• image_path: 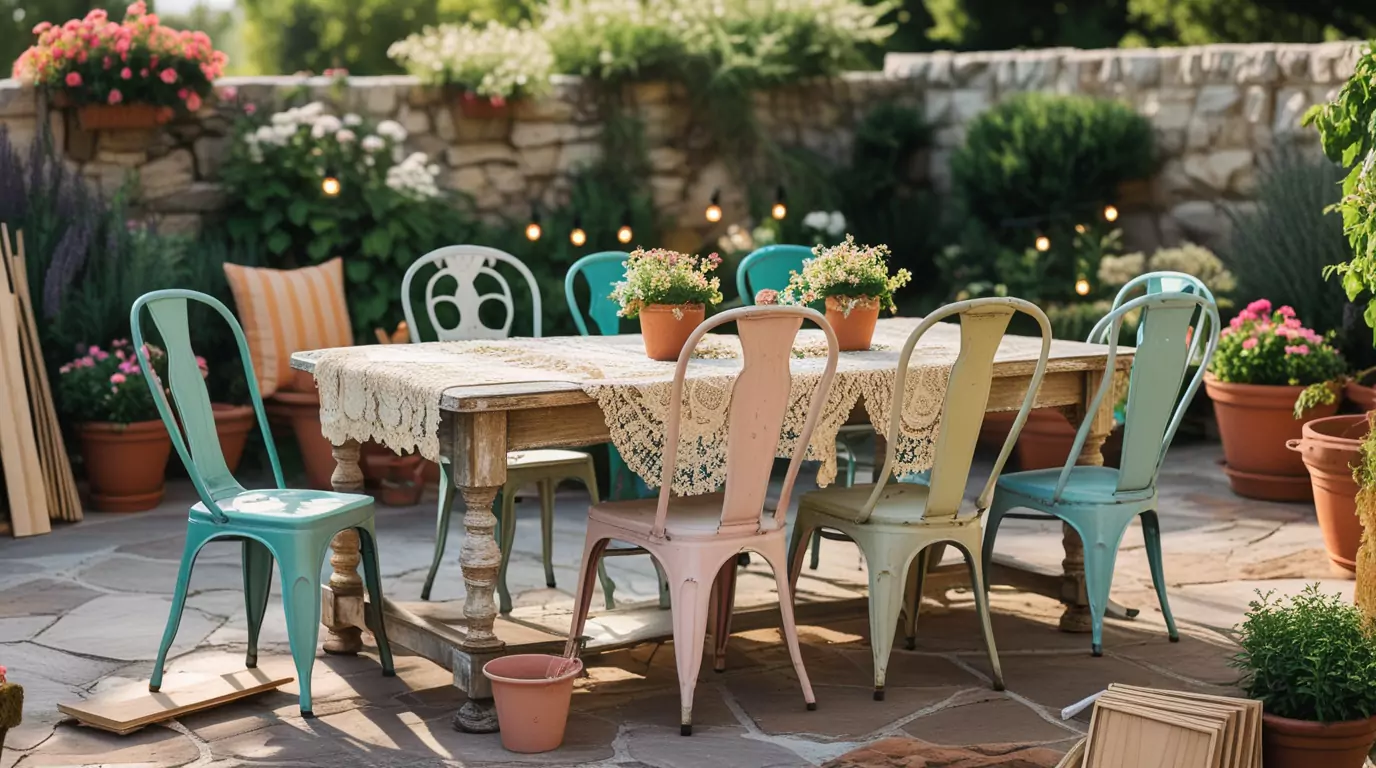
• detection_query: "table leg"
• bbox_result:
[324,439,366,654]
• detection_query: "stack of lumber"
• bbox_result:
[0,225,81,537]
[1057,684,1260,768]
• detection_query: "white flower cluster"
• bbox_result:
[388,21,553,100]
[803,210,847,237]
[386,152,442,199]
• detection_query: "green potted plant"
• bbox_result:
[57,339,172,511]
[1233,585,1376,768]
[0,666,21,759]
[610,247,724,361]
[388,21,553,121]
[781,235,911,351]
[1204,300,1345,501]
[12,2,228,130]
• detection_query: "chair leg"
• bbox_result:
[356,525,395,676]
[538,479,557,589]
[243,539,274,670]
[759,539,816,712]
[980,500,1010,591]
[1076,519,1130,657]
[150,530,213,692]
[496,489,517,614]
[654,560,671,610]
[787,517,816,589]
[565,536,612,659]
[711,557,738,673]
[666,566,715,736]
[1139,510,1179,643]
[808,530,822,570]
[861,539,911,701]
[961,542,1004,691]
[279,547,326,717]
[420,464,457,601]
[902,546,929,651]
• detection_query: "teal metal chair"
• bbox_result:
[566,251,671,608]
[981,289,1220,656]
[131,289,394,717]
[738,244,869,570]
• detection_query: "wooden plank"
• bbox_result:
[1109,685,1261,768]
[0,229,48,537]
[1100,688,1237,768]
[57,669,292,735]
[1085,698,1221,768]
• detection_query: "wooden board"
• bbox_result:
[1100,689,1236,768]
[1085,698,1222,768]
[58,670,293,735]
[1109,685,1261,768]
[0,225,49,537]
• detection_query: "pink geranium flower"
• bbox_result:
[185,92,202,111]
[107,89,122,104]
[159,67,177,84]
[64,71,81,87]
[120,67,131,79]
[1242,337,1258,350]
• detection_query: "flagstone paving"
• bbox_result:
[0,441,1356,767]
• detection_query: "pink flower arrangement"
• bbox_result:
[12,2,227,111]
[1210,298,1345,393]
[609,248,725,319]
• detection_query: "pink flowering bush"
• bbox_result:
[1209,299,1344,396]
[610,248,724,318]
[12,2,227,111]
[55,339,200,424]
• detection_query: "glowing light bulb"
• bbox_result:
[616,224,633,244]
[525,222,542,241]
[1075,278,1091,296]
[706,203,723,223]
[321,176,341,197]
[771,202,787,220]
[1074,223,1087,234]
[570,227,587,247]
[1034,235,1050,252]
[1103,204,1119,222]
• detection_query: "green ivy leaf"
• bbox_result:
[345,260,374,282]
[267,229,291,255]
[288,200,310,226]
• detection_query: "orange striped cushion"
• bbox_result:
[223,258,353,397]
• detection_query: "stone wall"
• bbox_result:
[0,41,1365,251]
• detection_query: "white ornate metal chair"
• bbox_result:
[402,245,614,611]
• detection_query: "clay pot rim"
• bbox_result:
[483,654,584,686]
[268,389,321,406]
[1204,374,1338,406]
[79,419,168,433]
[825,295,880,307]
[1298,414,1370,445]
[640,303,706,312]
[1262,710,1376,736]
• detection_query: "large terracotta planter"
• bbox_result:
[1204,375,1340,501]
[270,389,335,490]
[78,421,172,512]
[1344,381,1376,412]
[1013,409,1124,471]
[212,403,256,474]
[1262,712,1376,768]
[825,295,880,352]
[76,104,174,130]
[1288,414,1367,573]
[639,303,705,361]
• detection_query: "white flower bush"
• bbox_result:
[388,21,554,101]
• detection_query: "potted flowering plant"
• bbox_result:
[388,21,553,121]
[610,247,724,361]
[0,666,19,759]
[56,340,175,511]
[12,2,228,130]
[781,234,912,351]
[1204,299,1345,501]
[1233,585,1376,768]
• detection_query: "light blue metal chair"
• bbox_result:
[566,251,671,609]
[981,288,1220,656]
[131,289,394,717]
[738,244,869,570]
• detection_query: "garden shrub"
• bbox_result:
[945,93,1155,305]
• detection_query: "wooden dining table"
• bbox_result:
[291,329,1130,733]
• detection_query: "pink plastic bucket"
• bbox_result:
[483,654,583,753]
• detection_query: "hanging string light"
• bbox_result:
[1034,234,1051,252]
[570,216,587,247]
[320,169,341,197]
[1074,223,1087,234]
[771,185,787,220]
[616,212,633,244]
[524,205,542,242]
[705,189,723,223]
[1103,204,1119,222]
[1075,277,1091,296]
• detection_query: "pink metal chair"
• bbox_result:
[564,305,839,736]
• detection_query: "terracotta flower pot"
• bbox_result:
[1205,375,1340,501]
[1344,381,1376,412]
[75,104,174,130]
[212,403,256,474]
[78,421,172,512]
[1262,712,1376,768]
[639,303,705,361]
[484,654,583,753]
[1011,409,1124,471]
[270,389,336,491]
[825,295,880,352]
[448,90,513,123]
[1288,414,1367,573]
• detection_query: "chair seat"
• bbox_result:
[589,492,784,540]
[799,481,967,526]
[193,488,372,525]
[996,466,1154,505]
[506,449,591,470]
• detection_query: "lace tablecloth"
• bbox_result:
[309,318,1050,494]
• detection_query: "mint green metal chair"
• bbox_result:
[738,244,868,570]
[981,289,1220,657]
[566,251,671,609]
[131,289,394,717]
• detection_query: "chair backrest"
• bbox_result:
[1097,270,1215,353]
[864,298,1053,522]
[565,251,629,336]
[1062,292,1220,499]
[401,245,542,342]
[651,305,839,539]
[736,244,810,304]
[131,289,285,523]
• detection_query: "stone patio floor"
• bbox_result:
[0,441,1357,767]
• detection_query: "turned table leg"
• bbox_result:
[324,439,366,654]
